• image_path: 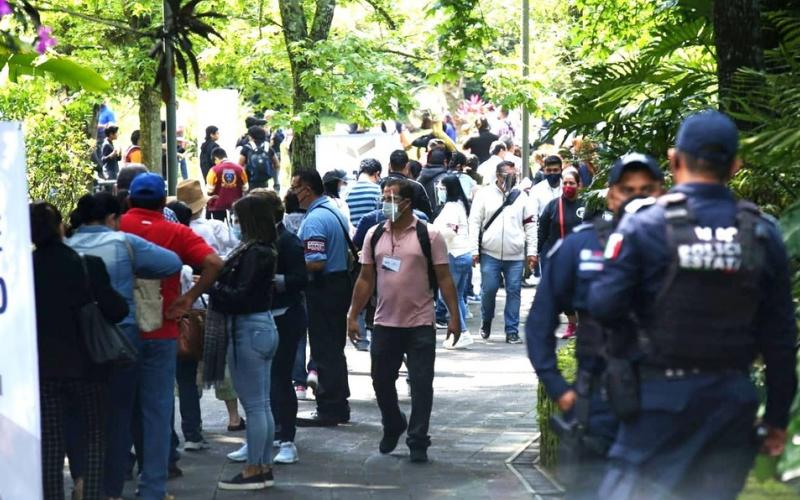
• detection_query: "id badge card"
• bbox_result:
[382,256,402,272]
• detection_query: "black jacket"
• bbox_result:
[538,196,585,256]
[272,224,306,310]
[199,139,220,179]
[210,241,276,315]
[417,166,449,216]
[33,243,129,380]
[381,172,432,218]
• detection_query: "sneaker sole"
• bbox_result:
[274,457,298,464]
[217,480,272,491]
[226,455,247,462]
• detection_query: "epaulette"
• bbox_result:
[546,238,563,259]
[655,192,686,207]
[625,196,657,214]
[572,223,594,233]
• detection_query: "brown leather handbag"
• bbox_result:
[178,309,206,361]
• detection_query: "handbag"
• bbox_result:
[178,298,207,361]
[123,240,164,332]
[78,257,138,365]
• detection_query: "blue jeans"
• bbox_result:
[228,312,279,465]
[179,157,188,180]
[449,253,472,332]
[175,357,203,442]
[137,339,178,500]
[104,325,142,497]
[479,255,524,335]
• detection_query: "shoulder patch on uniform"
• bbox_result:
[304,238,326,254]
[625,196,657,214]
[572,223,593,233]
[656,192,686,207]
[546,239,563,259]
[604,233,624,260]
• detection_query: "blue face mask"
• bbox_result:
[437,188,448,205]
[231,223,242,240]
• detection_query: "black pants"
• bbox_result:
[207,210,227,222]
[41,379,106,500]
[371,325,436,450]
[272,302,306,442]
[306,272,352,419]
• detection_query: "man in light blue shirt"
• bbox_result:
[292,169,353,426]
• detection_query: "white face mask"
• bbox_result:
[381,192,404,222]
[437,187,447,205]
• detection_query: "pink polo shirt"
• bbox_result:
[361,218,449,328]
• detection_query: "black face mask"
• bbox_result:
[545,173,561,188]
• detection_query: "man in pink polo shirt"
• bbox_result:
[347,178,461,464]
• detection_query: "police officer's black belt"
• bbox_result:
[639,365,747,380]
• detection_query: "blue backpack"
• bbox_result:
[246,143,274,183]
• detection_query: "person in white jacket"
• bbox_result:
[526,155,563,285]
[468,161,536,344]
[433,175,476,349]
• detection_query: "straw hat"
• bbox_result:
[176,179,208,214]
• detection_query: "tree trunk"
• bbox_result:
[713,0,764,128]
[279,0,335,172]
[138,87,162,173]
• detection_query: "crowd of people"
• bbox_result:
[30,108,798,500]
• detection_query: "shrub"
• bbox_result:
[537,338,577,469]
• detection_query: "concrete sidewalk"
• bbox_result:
[122,287,541,499]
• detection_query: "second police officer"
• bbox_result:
[589,110,798,499]
[291,170,354,427]
[526,153,665,498]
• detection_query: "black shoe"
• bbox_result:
[480,323,491,340]
[227,417,246,432]
[296,410,346,427]
[217,470,274,491]
[506,333,523,344]
[409,448,429,463]
[168,463,183,479]
[379,412,408,454]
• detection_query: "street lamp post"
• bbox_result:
[163,0,178,195]
[521,0,531,178]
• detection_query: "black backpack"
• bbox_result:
[370,220,438,296]
[246,143,274,183]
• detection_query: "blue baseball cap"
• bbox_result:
[608,153,664,185]
[675,110,739,165]
[129,172,167,200]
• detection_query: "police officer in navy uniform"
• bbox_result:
[526,154,664,498]
[589,111,798,499]
[292,169,353,426]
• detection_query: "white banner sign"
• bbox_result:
[315,133,400,178]
[0,122,42,500]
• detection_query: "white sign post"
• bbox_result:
[315,133,400,178]
[0,122,42,500]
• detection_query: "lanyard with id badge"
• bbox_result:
[381,191,403,273]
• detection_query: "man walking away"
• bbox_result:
[345,158,383,227]
[207,148,248,221]
[239,126,277,190]
[292,170,353,426]
[416,148,449,217]
[348,178,461,463]
[468,161,536,344]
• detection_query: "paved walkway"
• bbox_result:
[120,286,543,499]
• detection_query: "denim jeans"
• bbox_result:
[273,303,306,443]
[228,312,279,465]
[103,325,142,497]
[137,339,177,500]
[175,357,203,442]
[479,254,524,335]
[449,253,472,332]
[292,333,308,385]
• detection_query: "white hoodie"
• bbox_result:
[469,184,535,261]
[527,179,562,255]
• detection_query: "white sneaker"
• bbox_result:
[465,309,474,319]
[183,439,209,451]
[273,440,281,448]
[274,442,299,464]
[525,276,540,286]
[454,331,475,349]
[226,443,248,462]
[295,385,307,400]
[306,370,319,392]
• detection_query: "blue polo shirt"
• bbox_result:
[298,196,350,274]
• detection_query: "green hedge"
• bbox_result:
[536,338,578,469]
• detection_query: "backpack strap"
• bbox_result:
[315,204,359,262]
[369,222,387,265]
[415,221,438,294]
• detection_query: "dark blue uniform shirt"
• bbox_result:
[526,217,608,400]
[588,183,797,428]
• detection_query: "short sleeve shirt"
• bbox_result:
[361,218,449,327]
[120,208,215,340]
[298,197,350,274]
[206,161,248,211]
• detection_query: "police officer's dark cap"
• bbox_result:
[675,110,739,165]
[322,169,348,184]
[609,153,664,185]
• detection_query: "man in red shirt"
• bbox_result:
[120,172,223,500]
[206,147,249,221]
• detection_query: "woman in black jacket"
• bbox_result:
[199,125,220,181]
[31,202,128,500]
[210,195,279,491]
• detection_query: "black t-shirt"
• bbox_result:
[463,130,499,163]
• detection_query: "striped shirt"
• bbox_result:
[345,181,382,227]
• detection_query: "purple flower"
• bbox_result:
[35,25,57,54]
[0,0,12,16]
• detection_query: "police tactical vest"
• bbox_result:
[575,218,614,359]
[643,193,766,369]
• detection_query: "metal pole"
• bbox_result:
[521,0,531,178]
[164,0,178,195]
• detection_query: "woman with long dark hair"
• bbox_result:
[32,201,129,500]
[433,175,474,349]
[211,195,279,491]
[199,125,220,180]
